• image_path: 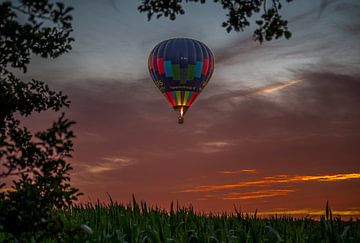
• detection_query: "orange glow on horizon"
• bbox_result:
[257,209,360,217]
[181,172,360,193]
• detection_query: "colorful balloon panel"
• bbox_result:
[148,38,214,123]
[164,91,199,107]
[148,38,214,110]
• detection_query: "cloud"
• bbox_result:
[223,189,296,200]
[255,80,302,95]
[181,173,360,193]
[289,70,360,118]
[81,156,136,174]
[266,173,360,182]
[217,79,303,107]
[212,2,338,66]
[208,79,301,100]
[218,169,257,174]
[199,65,360,142]
[20,49,360,212]
[318,0,339,17]
[335,2,360,36]
[211,3,337,66]
[190,141,236,153]
[102,156,134,164]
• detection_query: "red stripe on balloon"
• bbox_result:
[165,92,176,106]
[201,58,209,75]
[157,58,165,75]
[148,53,153,69]
[152,52,157,71]
[187,92,198,107]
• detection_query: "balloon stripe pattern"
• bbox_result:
[148,38,214,116]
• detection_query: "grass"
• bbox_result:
[50,198,360,242]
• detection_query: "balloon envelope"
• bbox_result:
[148,38,214,123]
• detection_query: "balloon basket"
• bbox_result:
[178,116,184,124]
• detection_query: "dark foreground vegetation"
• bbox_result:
[2,199,358,242]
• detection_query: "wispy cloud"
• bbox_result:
[230,80,302,104]
[218,169,257,174]
[82,156,136,174]
[197,189,295,201]
[192,141,235,153]
[223,189,295,200]
[266,173,360,182]
[102,157,134,164]
[256,80,302,95]
[207,79,302,109]
[181,173,360,193]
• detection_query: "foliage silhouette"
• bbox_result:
[0,0,81,241]
[138,0,293,43]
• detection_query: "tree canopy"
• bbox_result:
[138,0,293,43]
[0,0,80,240]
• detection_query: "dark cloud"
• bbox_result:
[19,58,360,212]
[213,37,257,65]
[334,2,360,36]
[14,0,360,213]
[291,69,360,115]
[318,0,339,17]
[51,62,360,173]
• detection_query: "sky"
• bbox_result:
[16,0,360,217]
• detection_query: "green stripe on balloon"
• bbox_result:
[183,91,190,105]
[180,68,187,84]
[172,64,180,80]
[187,64,195,81]
[175,91,182,105]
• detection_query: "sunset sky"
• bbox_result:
[18,0,360,217]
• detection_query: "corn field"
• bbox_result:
[45,199,360,242]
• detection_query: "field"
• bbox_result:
[48,199,360,242]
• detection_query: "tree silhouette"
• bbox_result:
[138,0,293,42]
[0,0,81,241]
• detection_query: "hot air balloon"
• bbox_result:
[148,38,214,124]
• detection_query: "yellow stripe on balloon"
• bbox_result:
[176,91,182,106]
